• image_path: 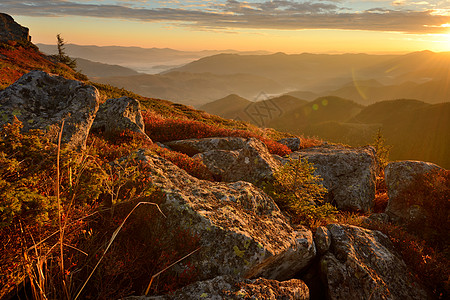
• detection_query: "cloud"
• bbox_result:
[1,0,450,34]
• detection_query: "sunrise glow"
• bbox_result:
[1,0,449,54]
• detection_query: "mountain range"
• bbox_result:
[201,95,450,168]
[54,47,450,106]
[37,43,270,74]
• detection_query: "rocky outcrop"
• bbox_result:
[277,137,301,152]
[140,275,309,300]
[134,150,316,281]
[0,70,99,148]
[165,137,249,156]
[194,138,281,184]
[319,224,429,300]
[0,13,31,42]
[290,145,377,212]
[385,160,443,223]
[92,96,151,140]
[165,137,281,184]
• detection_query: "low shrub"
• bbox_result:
[263,157,337,228]
[365,220,449,299]
[395,169,450,250]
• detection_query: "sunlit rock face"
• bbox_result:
[0,70,99,149]
[0,13,31,42]
[166,137,281,184]
[133,150,316,282]
[138,275,309,300]
[92,96,151,141]
[290,144,378,212]
[385,160,443,223]
[319,224,429,300]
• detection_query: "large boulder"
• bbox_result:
[277,137,301,152]
[141,275,309,300]
[385,160,443,223]
[133,150,316,281]
[165,137,249,156]
[384,161,448,242]
[0,13,31,42]
[290,145,377,212]
[319,224,429,300]
[92,96,151,140]
[0,70,100,148]
[195,138,281,184]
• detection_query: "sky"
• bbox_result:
[2,0,450,53]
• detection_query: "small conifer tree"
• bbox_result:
[372,129,391,173]
[56,33,77,69]
[263,157,337,227]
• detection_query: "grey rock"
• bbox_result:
[277,137,301,152]
[314,226,331,254]
[165,137,249,156]
[0,70,99,149]
[385,160,443,224]
[137,275,309,300]
[290,144,378,212]
[92,96,151,140]
[320,224,429,300]
[133,150,316,281]
[196,138,281,184]
[0,13,31,42]
[361,213,390,226]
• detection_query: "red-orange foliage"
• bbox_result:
[373,175,389,213]
[143,112,291,157]
[366,221,449,299]
[0,42,84,89]
[74,193,200,298]
[88,129,213,180]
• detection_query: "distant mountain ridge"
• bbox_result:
[95,72,284,107]
[37,43,271,74]
[75,58,140,78]
[200,94,450,168]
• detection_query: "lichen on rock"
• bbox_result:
[133,150,316,282]
[0,70,100,149]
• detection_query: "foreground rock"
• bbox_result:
[137,275,309,300]
[195,138,281,184]
[290,145,377,212]
[92,96,151,140]
[0,13,31,42]
[0,70,99,148]
[385,160,443,224]
[134,150,316,281]
[319,224,429,300]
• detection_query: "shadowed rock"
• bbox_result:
[320,224,429,300]
[290,144,377,212]
[385,160,443,223]
[0,13,31,42]
[92,96,151,141]
[277,137,301,152]
[165,137,249,156]
[133,150,316,282]
[0,70,99,149]
[138,275,309,300]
